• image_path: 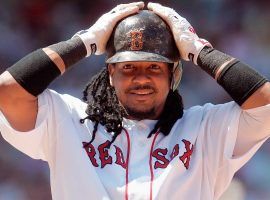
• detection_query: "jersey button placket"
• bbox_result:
[127,122,152,199]
[137,124,148,147]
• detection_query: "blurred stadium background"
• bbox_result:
[0,0,270,199]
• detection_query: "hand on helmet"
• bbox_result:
[147,2,212,65]
[73,2,144,56]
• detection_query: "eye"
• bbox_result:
[122,64,134,70]
[149,64,161,71]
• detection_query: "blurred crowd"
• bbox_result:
[0,0,270,199]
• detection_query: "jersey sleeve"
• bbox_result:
[0,89,86,161]
[201,102,270,199]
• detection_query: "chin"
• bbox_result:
[125,106,157,120]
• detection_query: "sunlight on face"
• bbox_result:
[108,61,171,120]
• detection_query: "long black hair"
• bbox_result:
[81,67,184,148]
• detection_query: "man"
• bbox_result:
[0,2,270,200]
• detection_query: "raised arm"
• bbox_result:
[0,2,144,131]
[0,37,86,131]
[148,3,270,109]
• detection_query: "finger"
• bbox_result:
[147,2,163,12]
[113,5,140,21]
[147,2,168,18]
[147,2,171,23]
[126,2,145,9]
[148,3,184,27]
[113,2,144,12]
[148,2,177,17]
[110,2,143,15]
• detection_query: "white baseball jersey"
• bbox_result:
[0,89,270,200]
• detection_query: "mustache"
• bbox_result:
[125,84,157,93]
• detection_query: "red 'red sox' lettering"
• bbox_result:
[179,139,194,169]
[170,144,179,160]
[98,141,113,168]
[83,140,126,169]
[83,142,99,167]
[114,145,127,169]
[152,148,170,169]
[82,139,194,170]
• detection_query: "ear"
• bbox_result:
[107,64,115,86]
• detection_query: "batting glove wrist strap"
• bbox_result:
[72,31,96,57]
[187,38,212,65]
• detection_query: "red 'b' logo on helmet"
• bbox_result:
[129,30,143,51]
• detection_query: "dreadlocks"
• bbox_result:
[81,67,184,148]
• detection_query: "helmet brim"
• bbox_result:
[106,51,176,64]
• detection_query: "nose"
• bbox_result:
[132,69,151,85]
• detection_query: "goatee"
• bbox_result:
[125,106,157,120]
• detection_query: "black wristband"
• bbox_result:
[217,60,268,105]
[6,37,87,96]
[7,49,61,96]
[197,46,268,105]
[197,46,232,78]
[48,37,86,67]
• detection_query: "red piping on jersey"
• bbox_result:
[149,131,160,200]
[123,128,130,200]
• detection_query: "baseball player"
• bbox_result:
[0,2,270,200]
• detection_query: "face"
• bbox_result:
[108,61,171,120]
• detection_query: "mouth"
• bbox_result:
[129,89,155,95]
[127,90,155,102]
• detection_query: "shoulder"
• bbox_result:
[171,102,240,135]
[183,101,240,119]
[166,102,241,147]
[38,89,87,119]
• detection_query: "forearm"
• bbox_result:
[0,2,143,132]
[0,37,86,131]
[6,36,86,97]
[197,47,269,109]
